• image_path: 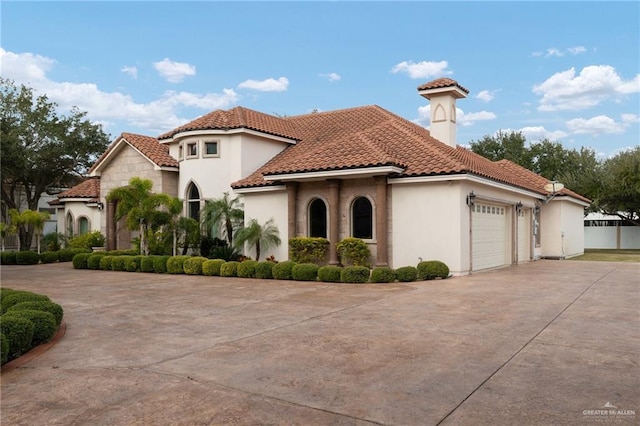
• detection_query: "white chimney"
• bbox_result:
[417,78,469,148]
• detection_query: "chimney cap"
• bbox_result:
[417,78,469,99]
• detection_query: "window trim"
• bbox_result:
[308,198,328,238]
[186,141,198,159]
[351,196,374,241]
[203,140,221,158]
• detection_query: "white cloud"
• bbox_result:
[532,46,587,58]
[567,46,586,55]
[546,48,563,57]
[621,113,640,123]
[0,48,238,134]
[413,105,496,127]
[533,65,640,111]
[391,60,451,79]
[121,65,138,79]
[566,115,628,135]
[476,90,496,102]
[519,126,568,141]
[320,72,341,82]
[153,58,196,83]
[237,77,289,92]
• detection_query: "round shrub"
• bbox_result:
[3,310,57,346]
[202,259,225,276]
[255,261,275,279]
[72,253,92,269]
[1,333,8,365]
[16,251,40,265]
[87,254,104,270]
[272,260,297,280]
[417,260,450,280]
[220,261,239,277]
[341,266,370,284]
[40,251,59,264]
[166,256,189,274]
[99,255,114,271]
[395,266,418,282]
[370,267,396,283]
[0,315,34,360]
[237,260,259,278]
[2,291,50,314]
[318,265,342,283]
[292,263,319,281]
[8,300,63,326]
[111,256,127,271]
[140,256,155,273]
[152,255,170,273]
[0,287,17,303]
[1,252,17,265]
[336,237,371,267]
[124,256,142,272]
[184,256,208,275]
[58,248,89,262]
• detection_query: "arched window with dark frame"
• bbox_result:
[309,198,327,238]
[78,217,89,235]
[352,197,373,239]
[187,183,201,221]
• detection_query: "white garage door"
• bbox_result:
[517,209,531,263]
[472,203,508,271]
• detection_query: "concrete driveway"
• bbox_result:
[1,260,638,425]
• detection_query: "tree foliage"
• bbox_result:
[234,218,281,261]
[201,192,244,245]
[1,78,110,248]
[596,147,640,226]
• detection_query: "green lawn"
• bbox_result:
[570,249,640,262]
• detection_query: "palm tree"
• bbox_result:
[201,192,244,246]
[234,218,281,261]
[106,177,173,255]
[166,196,183,256]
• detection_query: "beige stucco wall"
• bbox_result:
[538,198,586,259]
[60,202,102,236]
[242,189,289,261]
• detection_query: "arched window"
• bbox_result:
[78,217,89,235]
[66,212,74,237]
[352,197,373,239]
[309,198,327,238]
[187,183,201,221]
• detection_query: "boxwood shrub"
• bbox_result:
[292,263,319,281]
[202,259,225,276]
[395,266,418,282]
[370,267,396,283]
[0,315,34,361]
[237,260,259,278]
[16,251,40,265]
[58,248,91,262]
[72,253,92,269]
[140,256,155,273]
[1,252,17,265]
[220,261,239,277]
[417,260,450,280]
[184,256,208,275]
[318,265,342,283]
[8,300,64,326]
[1,333,7,365]
[40,251,59,264]
[99,255,114,271]
[288,237,329,264]
[255,261,275,279]
[87,254,104,270]
[341,266,370,284]
[272,260,296,280]
[3,310,57,346]
[166,256,189,274]
[124,256,142,272]
[111,256,127,271]
[1,291,50,314]
[336,238,371,267]
[152,255,170,273]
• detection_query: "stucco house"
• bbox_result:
[52,78,590,275]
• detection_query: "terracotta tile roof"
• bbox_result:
[157,106,300,141]
[417,78,469,94]
[53,177,100,204]
[89,133,178,174]
[231,105,589,203]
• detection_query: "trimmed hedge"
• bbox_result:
[58,248,91,262]
[292,263,319,281]
[140,256,155,273]
[3,310,56,346]
[341,266,370,284]
[1,291,50,314]
[395,266,418,282]
[417,260,450,280]
[336,238,371,267]
[166,256,189,274]
[220,261,239,277]
[40,251,59,264]
[87,254,104,270]
[255,261,275,279]
[72,253,92,269]
[16,251,40,265]
[0,315,34,361]
[124,256,142,272]
[202,259,225,276]
[370,267,396,283]
[111,256,127,271]
[100,255,114,271]
[272,260,296,280]
[8,300,63,326]
[237,260,259,278]
[318,265,342,283]
[184,256,208,275]
[153,255,170,273]
[1,252,17,265]
[1,333,7,365]
[288,237,329,264]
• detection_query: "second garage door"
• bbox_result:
[472,203,508,271]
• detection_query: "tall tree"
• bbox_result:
[596,147,640,226]
[1,78,110,248]
[469,131,532,169]
[234,218,281,261]
[201,192,244,245]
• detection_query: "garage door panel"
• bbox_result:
[472,203,507,271]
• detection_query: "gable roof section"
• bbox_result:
[417,78,470,94]
[50,177,100,205]
[90,132,178,175]
[157,106,300,141]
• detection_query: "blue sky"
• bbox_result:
[2,1,638,158]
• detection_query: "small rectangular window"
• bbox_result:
[204,141,219,157]
[482,205,486,213]
[187,142,198,157]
